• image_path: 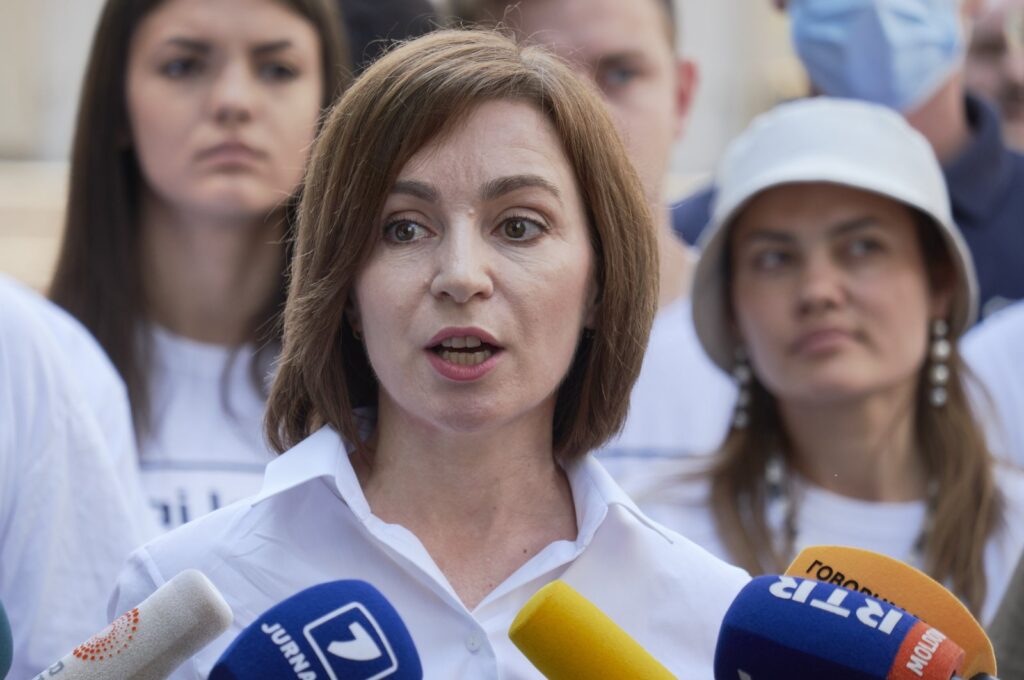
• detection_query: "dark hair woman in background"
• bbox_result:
[50,0,350,531]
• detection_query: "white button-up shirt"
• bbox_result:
[110,426,749,679]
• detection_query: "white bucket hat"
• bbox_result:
[691,97,978,373]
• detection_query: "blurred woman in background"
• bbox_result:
[620,97,1024,624]
[49,0,349,531]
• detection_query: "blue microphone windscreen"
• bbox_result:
[0,600,11,680]
[715,575,926,680]
[210,580,422,680]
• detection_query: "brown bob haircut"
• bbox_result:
[50,0,351,438]
[266,29,658,459]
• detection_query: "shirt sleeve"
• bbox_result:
[0,281,152,678]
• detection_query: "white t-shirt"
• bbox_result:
[597,297,736,470]
[962,300,1024,467]
[110,427,751,679]
[33,286,147,507]
[140,327,275,532]
[614,456,1024,626]
[0,277,153,678]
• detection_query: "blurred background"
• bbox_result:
[0,0,804,290]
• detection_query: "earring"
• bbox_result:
[928,318,950,407]
[732,347,752,429]
[352,327,363,341]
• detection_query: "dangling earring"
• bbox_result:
[732,347,752,429]
[928,318,950,407]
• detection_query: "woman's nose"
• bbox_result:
[796,251,846,315]
[210,61,255,126]
[429,227,494,304]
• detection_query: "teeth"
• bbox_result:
[440,349,493,366]
[439,335,485,349]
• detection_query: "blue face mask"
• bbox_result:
[789,0,964,112]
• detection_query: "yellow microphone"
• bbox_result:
[785,545,996,679]
[508,580,676,680]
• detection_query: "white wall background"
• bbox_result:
[0,0,807,173]
[672,0,806,181]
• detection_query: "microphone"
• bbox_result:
[209,580,422,680]
[784,545,997,679]
[508,580,675,679]
[31,569,231,680]
[988,550,1024,678]
[715,575,972,679]
[1,600,11,680]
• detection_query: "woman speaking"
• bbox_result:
[110,29,748,677]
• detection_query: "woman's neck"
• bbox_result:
[778,383,928,502]
[355,396,578,609]
[139,192,285,346]
[655,206,696,310]
[905,73,972,164]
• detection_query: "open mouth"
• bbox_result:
[430,335,501,367]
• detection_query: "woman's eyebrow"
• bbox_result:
[252,40,294,55]
[391,180,439,202]
[828,215,881,236]
[160,37,295,55]
[481,175,561,202]
[736,229,795,246]
[165,37,210,53]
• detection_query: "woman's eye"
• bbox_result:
[259,62,298,81]
[161,57,203,79]
[600,66,638,89]
[384,220,430,243]
[848,237,882,258]
[499,217,545,242]
[752,249,792,271]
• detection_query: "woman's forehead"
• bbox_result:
[731,183,914,236]
[393,100,578,197]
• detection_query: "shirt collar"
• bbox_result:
[945,93,1016,225]
[254,426,672,542]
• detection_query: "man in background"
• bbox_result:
[450,0,737,458]
[966,0,1024,150]
[674,0,1024,319]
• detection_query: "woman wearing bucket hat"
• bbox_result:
[618,97,1024,624]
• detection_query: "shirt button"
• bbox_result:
[465,633,483,653]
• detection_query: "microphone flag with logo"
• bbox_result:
[209,580,421,680]
[785,545,997,678]
[714,575,965,679]
[30,569,231,680]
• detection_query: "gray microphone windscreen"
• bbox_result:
[32,569,231,680]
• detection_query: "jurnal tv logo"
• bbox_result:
[303,603,399,680]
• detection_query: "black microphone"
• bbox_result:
[0,600,11,680]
